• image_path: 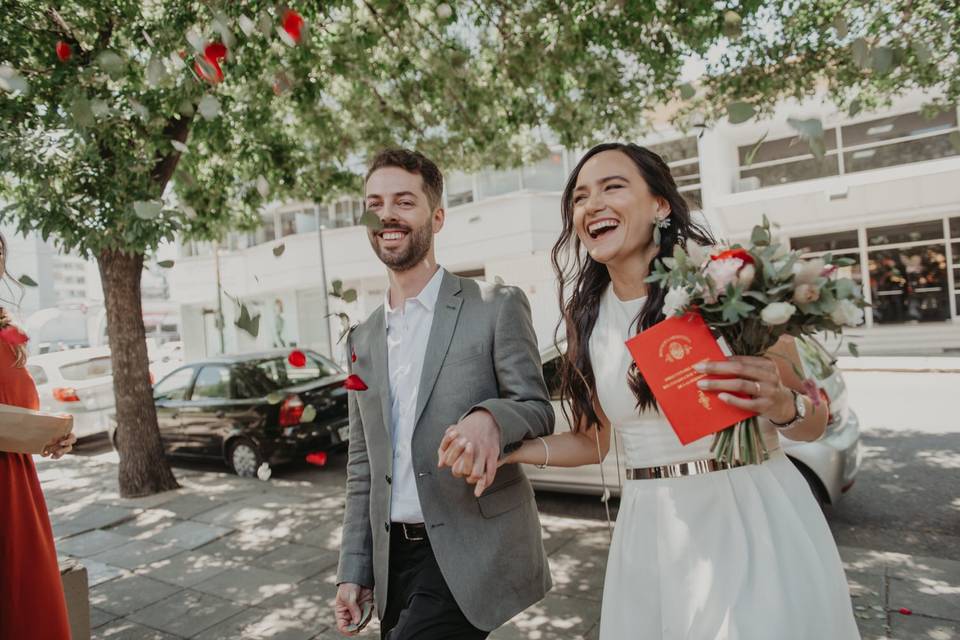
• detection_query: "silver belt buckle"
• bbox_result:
[401,523,425,541]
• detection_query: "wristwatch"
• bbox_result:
[770,389,807,429]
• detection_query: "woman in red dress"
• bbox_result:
[0,232,77,639]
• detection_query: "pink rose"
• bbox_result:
[793,283,821,304]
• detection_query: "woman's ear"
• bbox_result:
[655,197,672,218]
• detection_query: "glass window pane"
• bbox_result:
[681,188,702,211]
[951,217,960,240]
[284,352,341,384]
[647,137,699,163]
[739,155,840,188]
[477,168,520,199]
[867,220,944,246]
[279,212,297,237]
[868,245,950,324]
[738,130,837,165]
[191,365,232,400]
[445,172,474,207]
[791,230,860,254]
[60,356,113,381]
[843,133,959,174]
[522,151,565,191]
[296,209,318,233]
[841,109,957,148]
[154,367,195,401]
[254,216,276,245]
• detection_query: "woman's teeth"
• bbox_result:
[588,219,619,239]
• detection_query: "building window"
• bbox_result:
[251,215,277,245]
[738,129,840,189]
[791,230,860,254]
[279,211,297,237]
[445,172,474,207]
[521,149,565,192]
[477,168,520,199]
[330,198,363,228]
[648,137,703,211]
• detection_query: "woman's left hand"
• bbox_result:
[694,356,795,423]
[41,430,76,460]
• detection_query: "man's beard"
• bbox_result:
[370,221,433,272]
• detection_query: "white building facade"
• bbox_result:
[169,91,960,362]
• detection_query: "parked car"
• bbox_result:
[112,349,350,477]
[27,346,116,440]
[525,337,862,507]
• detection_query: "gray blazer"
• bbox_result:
[336,271,554,631]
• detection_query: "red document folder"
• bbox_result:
[625,311,755,445]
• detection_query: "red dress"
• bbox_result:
[0,344,71,639]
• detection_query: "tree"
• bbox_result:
[0,1,955,496]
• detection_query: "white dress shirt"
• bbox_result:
[385,267,446,523]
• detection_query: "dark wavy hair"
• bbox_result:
[551,143,715,432]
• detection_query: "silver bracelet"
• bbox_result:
[535,436,549,469]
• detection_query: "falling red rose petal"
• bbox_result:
[204,42,228,63]
[0,326,29,345]
[351,351,357,363]
[898,608,912,615]
[282,9,305,43]
[710,248,755,265]
[56,41,72,62]
[288,349,307,368]
[306,451,328,466]
[194,57,223,84]
[344,374,368,391]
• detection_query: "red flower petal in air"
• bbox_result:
[306,451,328,466]
[282,9,305,43]
[711,248,755,264]
[288,349,306,368]
[351,351,357,363]
[0,326,29,345]
[898,608,912,615]
[343,374,368,391]
[204,42,228,63]
[194,57,223,84]
[56,41,72,62]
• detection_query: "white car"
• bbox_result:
[526,338,862,507]
[27,347,116,440]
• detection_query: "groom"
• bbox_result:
[334,148,554,638]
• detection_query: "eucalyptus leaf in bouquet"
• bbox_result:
[645,216,868,465]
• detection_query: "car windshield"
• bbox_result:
[60,356,113,381]
[234,352,342,398]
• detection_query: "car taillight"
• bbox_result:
[279,395,304,427]
[53,387,81,402]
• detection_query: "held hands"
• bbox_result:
[437,409,501,497]
[335,582,374,636]
[693,356,796,424]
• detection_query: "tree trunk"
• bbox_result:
[98,249,179,497]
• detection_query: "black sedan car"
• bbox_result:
[116,349,350,477]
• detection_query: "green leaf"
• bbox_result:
[359,209,383,231]
[273,243,286,257]
[235,304,261,338]
[70,97,95,128]
[727,101,755,125]
[848,342,860,357]
[157,260,175,268]
[331,279,343,296]
[134,200,163,220]
[342,288,358,304]
[722,10,742,39]
[744,131,769,166]
[851,38,870,69]
[300,405,317,423]
[912,41,933,65]
[18,274,38,287]
[750,224,770,246]
[679,83,696,100]
[96,51,125,77]
[787,117,823,140]
[833,14,848,38]
[870,47,895,75]
[849,98,863,117]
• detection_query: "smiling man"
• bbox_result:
[334,148,554,639]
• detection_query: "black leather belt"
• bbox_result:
[392,522,427,542]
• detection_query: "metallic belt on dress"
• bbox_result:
[626,457,751,480]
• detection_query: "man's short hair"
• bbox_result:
[365,148,444,210]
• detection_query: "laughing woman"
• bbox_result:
[499,144,859,639]
[0,232,77,639]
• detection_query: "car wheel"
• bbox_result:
[228,438,262,478]
[794,460,829,509]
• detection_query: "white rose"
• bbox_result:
[663,287,691,317]
[686,240,712,267]
[829,299,864,327]
[737,263,756,289]
[761,302,797,326]
[703,257,744,296]
[792,258,825,285]
[793,283,821,304]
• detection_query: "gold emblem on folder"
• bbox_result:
[658,335,694,364]
[697,390,711,410]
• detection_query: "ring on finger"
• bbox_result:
[754,381,761,397]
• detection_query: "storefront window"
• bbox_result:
[791,230,859,254]
[869,244,950,324]
[867,220,944,246]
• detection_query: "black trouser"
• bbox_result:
[380,523,489,640]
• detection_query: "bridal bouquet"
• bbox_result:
[645,216,866,465]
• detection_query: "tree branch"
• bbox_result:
[151,114,194,190]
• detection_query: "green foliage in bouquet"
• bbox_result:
[645,216,868,465]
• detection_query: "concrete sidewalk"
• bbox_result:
[37,455,959,640]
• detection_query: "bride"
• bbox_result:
[455,143,860,639]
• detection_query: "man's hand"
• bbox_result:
[437,409,501,497]
[335,583,374,636]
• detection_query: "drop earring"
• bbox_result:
[652,214,671,246]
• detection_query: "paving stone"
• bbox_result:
[50,503,137,539]
[56,530,133,558]
[92,618,182,640]
[89,606,118,630]
[156,494,229,520]
[491,594,602,640]
[77,558,128,587]
[545,533,608,603]
[889,573,960,622]
[136,547,238,588]
[192,607,318,640]
[89,574,182,616]
[89,538,183,570]
[250,542,339,580]
[127,589,245,638]
[890,614,959,639]
[146,520,233,550]
[257,573,339,627]
[192,566,300,606]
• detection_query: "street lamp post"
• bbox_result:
[315,206,333,358]
[212,239,225,354]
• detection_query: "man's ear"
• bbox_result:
[433,207,445,233]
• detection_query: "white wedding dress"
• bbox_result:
[592,284,860,640]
